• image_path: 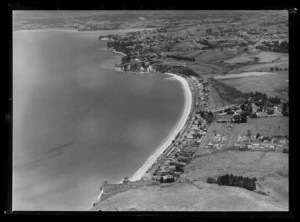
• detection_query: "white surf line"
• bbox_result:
[112,49,127,56]
[97,189,104,202]
[129,73,193,181]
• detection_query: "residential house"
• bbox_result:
[162,175,175,181]
[152,175,162,181]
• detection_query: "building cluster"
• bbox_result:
[115,60,157,74]
[202,121,289,154]
[149,77,215,183]
[98,23,288,185]
[233,134,289,152]
[99,21,288,77]
[214,101,284,124]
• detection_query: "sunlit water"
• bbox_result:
[13,31,185,210]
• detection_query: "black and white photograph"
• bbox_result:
[8,8,292,213]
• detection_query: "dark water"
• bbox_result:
[13,31,185,210]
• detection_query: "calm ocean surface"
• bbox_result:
[13,31,185,210]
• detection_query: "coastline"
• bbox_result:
[129,73,193,181]
[13,28,79,33]
[14,27,157,35]
[112,49,127,57]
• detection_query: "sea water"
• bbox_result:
[13,31,185,210]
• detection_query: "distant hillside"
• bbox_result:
[13,10,288,31]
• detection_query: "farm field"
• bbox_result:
[220,72,289,101]
[227,61,288,74]
[180,149,288,208]
[178,117,289,208]
[214,71,274,79]
[223,51,288,64]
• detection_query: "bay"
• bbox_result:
[13,31,185,210]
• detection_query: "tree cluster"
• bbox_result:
[282,102,289,116]
[121,56,131,64]
[250,91,268,104]
[169,66,199,77]
[206,28,213,34]
[270,67,286,72]
[216,174,256,191]
[232,112,247,123]
[166,54,195,62]
[160,176,175,183]
[175,164,184,173]
[107,40,136,55]
[197,110,214,123]
[268,96,281,104]
[250,91,279,107]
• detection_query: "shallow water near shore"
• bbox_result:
[13,31,185,210]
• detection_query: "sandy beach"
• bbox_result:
[129,73,193,181]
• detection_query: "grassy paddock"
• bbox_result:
[220,73,289,101]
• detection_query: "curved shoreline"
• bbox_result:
[129,73,193,181]
[112,49,127,57]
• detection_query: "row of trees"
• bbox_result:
[210,78,250,103]
[207,174,257,191]
[249,91,280,106]
[166,54,196,62]
[270,67,288,72]
[268,96,281,104]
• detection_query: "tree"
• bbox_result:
[266,108,274,115]
[250,112,257,118]
[175,164,184,173]
[207,178,216,184]
[206,28,212,34]
[160,177,164,183]
[270,67,274,72]
[232,114,241,123]
[121,56,130,64]
[240,104,246,111]
[275,67,279,71]
[241,112,248,123]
